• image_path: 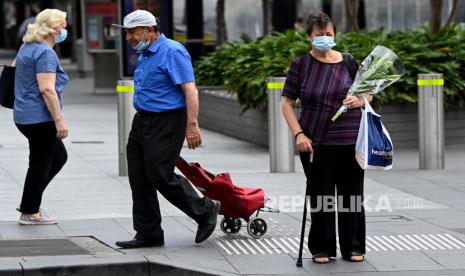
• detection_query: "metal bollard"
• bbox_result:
[267,77,295,173]
[418,74,444,170]
[116,80,136,176]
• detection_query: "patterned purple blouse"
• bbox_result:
[282,53,361,145]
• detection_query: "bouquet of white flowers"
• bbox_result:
[331,45,405,121]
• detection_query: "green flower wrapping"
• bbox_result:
[331,45,405,121]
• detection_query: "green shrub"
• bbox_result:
[194,24,465,110]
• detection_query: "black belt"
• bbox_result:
[136,107,185,116]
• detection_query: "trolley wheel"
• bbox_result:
[220,217,242,235]
[247,217,267,239]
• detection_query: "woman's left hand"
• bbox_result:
[343,96,363,109]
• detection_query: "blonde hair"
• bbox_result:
[23,9,67,43]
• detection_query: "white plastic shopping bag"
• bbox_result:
[355,97,393,170]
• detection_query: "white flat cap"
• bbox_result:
[112,10,157,29]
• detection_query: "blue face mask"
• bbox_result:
[311,36,336,52]
[132,30,150,52]
[55,29,67,44]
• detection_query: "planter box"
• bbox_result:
[198,88,269,147]
[198,87,465,149]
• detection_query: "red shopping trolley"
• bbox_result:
[176,157,278,238]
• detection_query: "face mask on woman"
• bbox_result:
[55,28,67,44]
[132,29,150,51]
[311,36,336,52]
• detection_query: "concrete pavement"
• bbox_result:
[1,57,465,275]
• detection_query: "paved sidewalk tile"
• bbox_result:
[0,258,22,276]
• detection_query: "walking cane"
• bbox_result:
[296,151,313,267]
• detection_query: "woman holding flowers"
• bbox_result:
[282,12,371,264]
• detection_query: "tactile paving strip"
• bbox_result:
[215,233,465,255]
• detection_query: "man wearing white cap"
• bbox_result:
[112,10,220,249]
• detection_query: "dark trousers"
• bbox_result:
[300,145,365,258]
[16,122,68,214]
[127,109,213,241]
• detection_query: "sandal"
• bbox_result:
[350,255,364,262]
[344,252,364,262]
[312,253,330,264]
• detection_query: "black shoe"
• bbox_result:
[195,200,221,243]
[115,238,164,249]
